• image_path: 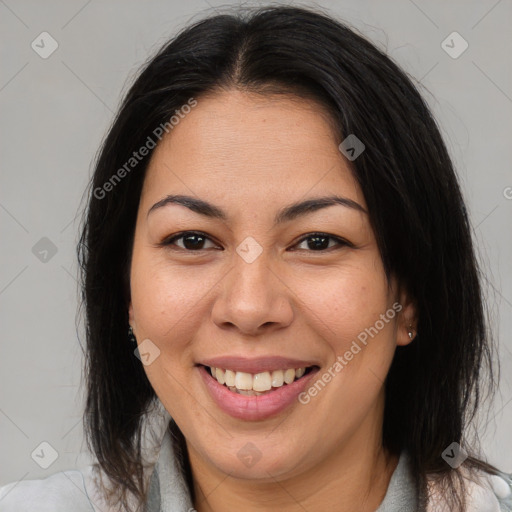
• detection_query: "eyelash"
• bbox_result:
[159,231,353,253]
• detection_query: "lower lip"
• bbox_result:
[198,365,319,421]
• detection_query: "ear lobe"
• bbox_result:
[396,290,417,347]
[397,322,416,346]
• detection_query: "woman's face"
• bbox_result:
[129,89,414,481]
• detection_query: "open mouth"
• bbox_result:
[201,364,318,396]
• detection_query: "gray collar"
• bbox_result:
[146,427,418,512]
[376,450,420,511]
[145,427,193,511]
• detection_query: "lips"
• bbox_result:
[197,357,320,421]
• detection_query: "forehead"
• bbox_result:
[141,89,365,213]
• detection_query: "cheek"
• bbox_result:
[293,260,392,348]
[130,249,213,340]
[129,253,206,414]
[298,264,397,436]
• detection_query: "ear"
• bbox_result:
[396,287,417,347]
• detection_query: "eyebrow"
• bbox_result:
[147,194,367,225]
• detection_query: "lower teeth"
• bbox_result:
[227,386,277,396]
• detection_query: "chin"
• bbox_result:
[201,435,307,481]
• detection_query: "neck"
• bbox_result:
[187,406,399,512]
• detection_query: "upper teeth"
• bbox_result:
[209,367,307,393]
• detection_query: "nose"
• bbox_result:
[210,250,294,337]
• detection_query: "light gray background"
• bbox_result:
[1,0,511,487]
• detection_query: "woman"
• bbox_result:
[1,5,510,511]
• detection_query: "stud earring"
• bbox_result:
[408,325,415,340]
[128,325,137,346]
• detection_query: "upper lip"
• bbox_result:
[198,356,319,374]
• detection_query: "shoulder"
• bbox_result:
[427,466,512,512]
[0,465,103,512]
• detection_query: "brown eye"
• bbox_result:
[162,231,219,251]
[291,233,352,252]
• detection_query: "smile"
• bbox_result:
[198,362,320,420]
[206,365,314,395]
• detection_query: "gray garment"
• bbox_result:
[375,450,421,512]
